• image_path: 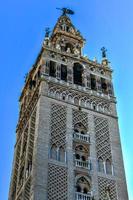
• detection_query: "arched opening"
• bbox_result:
[65,43,74,53]
[55,91,60,99]
[101,78,108,94]
[61,64,67,81]
[74,97,79,105]
[75,154,80,160]
[90,74,97,90]
[81,155,86,161]
[81,99,85,107]
[75,145,89,162]
[49,61,56,77]
[83,187,88,194]
[73,63,83,86]
[62,93,66,101]
[76,177,91,194]
[98,157,104,173]
[81,130,85,135]
[76,185,81,193]
[74,123,87,135]
[106,159,112,175]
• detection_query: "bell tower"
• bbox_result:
[9,9,128,200]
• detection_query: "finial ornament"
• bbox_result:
[56,7,75,16]
[101,47,107,58]
[45,27,51,38]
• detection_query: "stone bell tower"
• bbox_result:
[9,8,128,200]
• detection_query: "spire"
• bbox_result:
[42,8,85,57]
[51,10,84,41]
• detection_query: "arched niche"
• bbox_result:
[65,43,74,53]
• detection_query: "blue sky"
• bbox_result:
[0,0,132,199]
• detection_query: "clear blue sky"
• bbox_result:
[0,0,132,199]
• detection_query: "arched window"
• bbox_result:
[50,145,57,160]
[98,157,104,173]
[68,95,73,102]
[73,63,83,86]
[101,78,108,94]
[61,64,67,81]
[65,43,74,53]
[49,61,56,77]
[75,154,80,160]
[83,187,88,194]
[106,159,112,175]
[76,185,81,193]
[75,145,89,163]
[62,93,66,101]
[90,74,97,90]
[74,97,79,105]
[76,177,91,194]
[74,123,87,135]
[58,147,65,162]
[81,99,85,107]
[55,92,60,99]
[81,155,86,161]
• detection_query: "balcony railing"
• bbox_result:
[75,159,92,170]
[75,192,93,200]
[73,132,90,143]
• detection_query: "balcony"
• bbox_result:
[75,159,92,170]
[73,132,90,143]
[75,192,93,200]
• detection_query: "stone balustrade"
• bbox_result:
[73,131,90,143]
[75,192,93,200]
[75,159,92,170]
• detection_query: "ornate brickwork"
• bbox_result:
[72,109,88,128]
[98,177,117,200]
[47,164,68,200]
[94,116,112,160]
[24,178,31,200]
[17,85,40,139]
[48,83,112,115]
[50,103,67,148]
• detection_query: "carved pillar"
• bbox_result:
[82,69,86,87]
[67,67,73,84]
[97,76,102,92]
[45,60,50,75]
[86,74,91,89]
[108,82,114,96]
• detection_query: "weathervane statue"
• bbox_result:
[101,47,107,58]
[56,7,75,16]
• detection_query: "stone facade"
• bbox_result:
[9,11,128,200]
